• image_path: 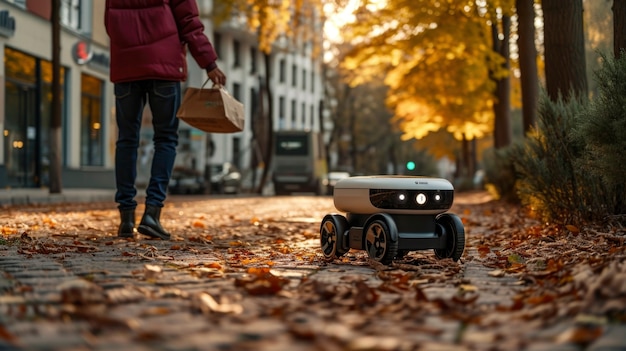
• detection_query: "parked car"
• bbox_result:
[169,168,207,195]
[210,162,242,194]
[323,171,351,194]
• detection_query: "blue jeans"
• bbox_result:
[114,80,180,210]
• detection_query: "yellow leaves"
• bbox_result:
[1,226,18,235]
[215,0,323,55]
[338,0,515,142]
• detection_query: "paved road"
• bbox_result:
[0,192,624,351]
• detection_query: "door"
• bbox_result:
[4,80,39,187]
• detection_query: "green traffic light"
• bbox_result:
[406,161,416,171]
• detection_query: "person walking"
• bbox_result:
[105,0,226,239]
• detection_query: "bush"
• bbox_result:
[573,52,626,216]
[482,146,519,203]
[483,52,625,225]
[509,93,604,224]
[500,52,626,225]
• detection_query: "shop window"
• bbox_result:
[3,47,66,187]
[80,73,104,166]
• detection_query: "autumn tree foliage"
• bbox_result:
[343,0,510,141]
[339,0,516,179]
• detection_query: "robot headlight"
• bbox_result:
[396,192,408,204]
[416,193,427,205]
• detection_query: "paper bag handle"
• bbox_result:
[201,77,224,90]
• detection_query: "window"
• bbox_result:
[233,40,241,67]
[61,0,82,30]
[301,102,306,127]
[291,99,296,124]
[213,33,222,56]
[302,69,306,91]
[291,64,297,87]
[80,74,104,166]
[232,83,241,101]
[278,96,286,129]
[5,0,25,8]
[311,70,315,92]
[250,87,258,129]
[250,47,257,74]
[233,137,241,168]
[310,105,315,127]
[279,59,286,83]
[279,96,285,119]
[275,134,308,156]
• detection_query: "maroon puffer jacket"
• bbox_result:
[105,0,218,83]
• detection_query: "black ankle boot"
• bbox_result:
[137,205,171,240]
[118,209,135,238]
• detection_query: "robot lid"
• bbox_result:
[333,175,455,215]
[334,175,454,191]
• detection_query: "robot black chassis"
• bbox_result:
[320,176,466,264]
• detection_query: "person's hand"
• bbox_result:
[207,67,226,86]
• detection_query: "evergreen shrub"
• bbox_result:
[482,146,519,203]
[509,94,602,223]
[573,52,626,216]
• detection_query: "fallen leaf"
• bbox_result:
[488,269,506,277]
[556,325,603,345]
[565,224,580,234]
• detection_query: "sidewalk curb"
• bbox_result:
[0,189,115,206]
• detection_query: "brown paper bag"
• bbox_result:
[176,79,245,133]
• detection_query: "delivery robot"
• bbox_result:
[320,176,465,265]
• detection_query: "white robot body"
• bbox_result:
[333,175,454,215]
[320,175,466,264]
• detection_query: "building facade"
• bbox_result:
[0,0,326,191]
[0,0,114,189]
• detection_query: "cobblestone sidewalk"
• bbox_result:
[1,194,624,351]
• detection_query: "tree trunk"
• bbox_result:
[614,0,626,57]
[516,0,539,134]
[543,0,588,100]
[461,134,470,179]
[492,16,512,149]
[349,96,358,172]
[255,52,274,194]
[49,0,62,194]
